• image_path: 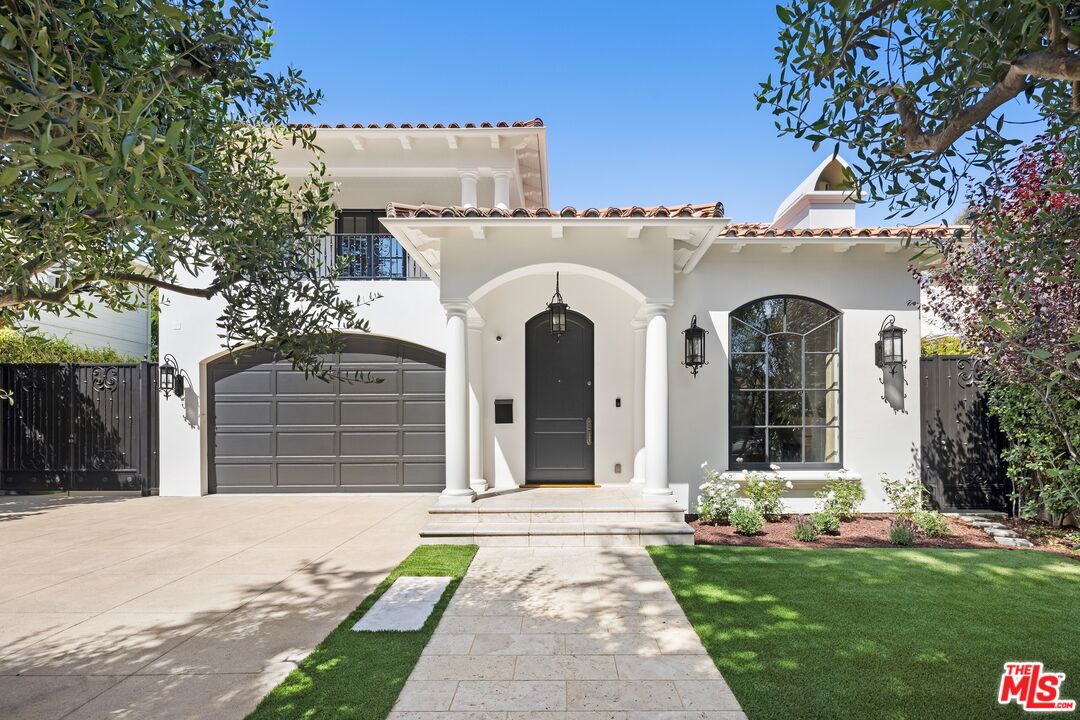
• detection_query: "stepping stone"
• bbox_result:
[352,577,453,632]
[995,536,1035,548]
[985,527,1020,538]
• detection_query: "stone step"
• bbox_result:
[428,506,686,524]
[419,521,695,547]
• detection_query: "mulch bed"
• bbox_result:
[692,514,1009,550]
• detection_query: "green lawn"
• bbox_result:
[648,546,1080,720]
[246,544,477,720]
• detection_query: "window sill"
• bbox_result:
[718,469,861,483]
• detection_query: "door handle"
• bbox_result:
[585,417,593,446]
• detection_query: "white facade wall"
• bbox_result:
[23,298,152,359]
[671,245,921,512]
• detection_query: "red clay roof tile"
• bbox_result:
[385,202,725,219]
[722,222,959,238]
[286,118,544,130]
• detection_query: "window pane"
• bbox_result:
[786,298,837,334]
[768,390,802,426]
[805,353,839,389]
[805,390,840,425]
[729,428,765,464]
[805,317,839,352]
[805,426,840,463]
[732,354,765,389]
[767,334,802,388]
[731,390,765,426]
[731,320,765,353]
[769,428,802,462]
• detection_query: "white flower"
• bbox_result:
[785,481,794,489]
[741,470,749,479]
[701,461,709,469]
[758,480,766,488]
[736,457,744,463]
[769,463,781,471]
[696,495,703,504]
[734,483,741,490]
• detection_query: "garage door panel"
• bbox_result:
[277,401,336,426]
[340,463,399,487]
[404,462,445,488]
[276,463,336,486]
[215,464,273,488]
[214,369,272,395]
[210,338,445,493]
[276,432,336,457]
[340,431,399,456]
[215,433,273,458]
[404,430,445,456]
[403,369,445,394]
[340,400,399,426]
[216,401,273,426]
[339,371,399,395]
[403,400,444,425]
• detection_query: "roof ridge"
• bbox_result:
[385,201,725,219]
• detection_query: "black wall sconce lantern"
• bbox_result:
[547,272,569,341]
[682,314,709,377]
[160,354,185,399]
[875,315,905,375]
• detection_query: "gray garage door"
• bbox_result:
[208,337,444,493]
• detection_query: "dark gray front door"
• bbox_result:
[525,310,595,484]
[208,336,444,493]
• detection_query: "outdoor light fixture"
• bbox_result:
[547,272,569,341]
[682,314,709,377]
[160,354,185,399]
[875,315,905,375]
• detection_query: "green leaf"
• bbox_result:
[43,176,75,193]
[89,62,104,95]
[165,120,184,149]
[121,133,137,159]
[0,165,21,186]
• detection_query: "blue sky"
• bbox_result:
[262,1,962,226]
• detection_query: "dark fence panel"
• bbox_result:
[0,363,158,495]
[920,355,1010,513]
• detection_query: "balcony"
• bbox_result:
[314,234,426,280]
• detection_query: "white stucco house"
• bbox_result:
[158,118,947,525]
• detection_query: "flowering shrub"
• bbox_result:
[814,471,865,521]
[731,506,766,536]
[792,517,819,542]
[880,471,925,518]
[696,463,740,524]
[743,465,791,520]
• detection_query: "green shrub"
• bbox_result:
[811,510,840,536]
[0,328,133,363]
[815,472,865,521]
[743,470,790,520]
[913,510,952,538]
[880,471,925,518]
[889,518,918,546]
[731,506,766,536]
[920,336,974,357]
[697,464,740,524]
[792,517,819,542]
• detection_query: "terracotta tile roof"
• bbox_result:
[385,201,725,219]
[287,118,544,130]
[722,222,959,238]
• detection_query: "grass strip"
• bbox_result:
[649,546,1080,720]
[247,544,478,720]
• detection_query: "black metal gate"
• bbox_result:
[0,363,159,495]
[920,355,1010,513]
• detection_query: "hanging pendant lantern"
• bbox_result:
[547,272,569,341]
[682,315,709,377]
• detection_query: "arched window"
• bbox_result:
[729,296,841,468]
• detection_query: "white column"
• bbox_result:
[630,318,647,486]
[643,305,673,501]
[442,303,475,504]
[492,170,512,210]
[459,171,479,208]
[467,317,486,492]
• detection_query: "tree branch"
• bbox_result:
[0,130,34,144]
[104,272,228,299]
[1010,46,1080,82]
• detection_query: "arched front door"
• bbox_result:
[525,310,595,484]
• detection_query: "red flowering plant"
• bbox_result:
[917,134,1080,522]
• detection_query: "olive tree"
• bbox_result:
[758,0,1080,214]
[0,0,368,377]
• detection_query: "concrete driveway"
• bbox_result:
[0,493,434,720]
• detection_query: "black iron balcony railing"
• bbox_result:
[313,234,427,280]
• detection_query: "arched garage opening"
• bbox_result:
[207,335,445,493]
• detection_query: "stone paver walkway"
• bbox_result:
[390,546,746,719]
